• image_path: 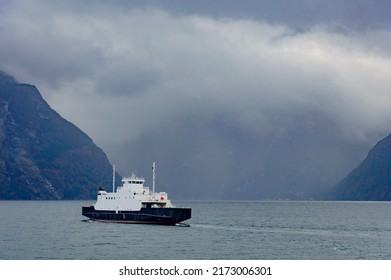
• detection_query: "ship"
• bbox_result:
[82,162,191,225]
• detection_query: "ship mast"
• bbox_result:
[112,164,116,193]
[152,162,156,193]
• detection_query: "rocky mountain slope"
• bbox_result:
[326,133,391,200]
[0,70,116,199]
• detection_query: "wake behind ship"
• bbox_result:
[82,163,191,225]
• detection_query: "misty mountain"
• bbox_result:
[326,133,391,200]
[108,110,371,200]
[0,70,117,199]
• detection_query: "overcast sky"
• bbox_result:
[1,0,391,150]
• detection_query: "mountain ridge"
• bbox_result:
[326,133,391,200]
[0,70,117,199]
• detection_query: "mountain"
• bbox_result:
[326,133,391,200]
[0,70,117,199]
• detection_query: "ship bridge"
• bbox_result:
[121,172,145,187]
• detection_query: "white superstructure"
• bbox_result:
[94,162,173,211]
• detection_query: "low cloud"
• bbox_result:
[1,1,391,148]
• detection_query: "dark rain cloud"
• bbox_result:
[1,1,391,142]
[50,0,391,31]
[1,0,391,198]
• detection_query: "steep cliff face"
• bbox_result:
[327,133,391,201]
[0,70,115,199]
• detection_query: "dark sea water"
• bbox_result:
[1,200,391,260]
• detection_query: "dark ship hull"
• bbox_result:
[82,206,191,225]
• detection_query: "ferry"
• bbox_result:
[82,162,191,225]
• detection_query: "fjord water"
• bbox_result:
[1,200,391,259]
